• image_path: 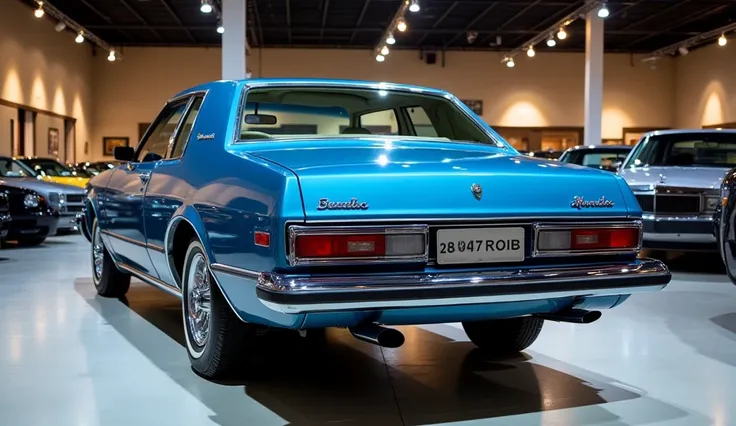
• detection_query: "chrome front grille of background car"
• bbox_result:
[66,194,84,204]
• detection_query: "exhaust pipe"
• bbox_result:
[538,309,602,324]
[349,323,405,348]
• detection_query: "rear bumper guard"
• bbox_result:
[213,259,671,314]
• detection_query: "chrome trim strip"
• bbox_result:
[102,230,146,248]
[146,242,165,253]
[641,214,714,221]
[643,232,716,243]
[117,262,182,298]
[259,284,668,314]
[287,224,430,266]
[257,259,668,294]
[210,263,261,280]
[531,220,643,257]
[288,215,635,224]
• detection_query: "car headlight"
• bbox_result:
[24,193,41,209]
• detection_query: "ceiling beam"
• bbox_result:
[349,0,371,44]
[415,1,458,46]
[158,0,196,43]
[443,2,498,48]
[253,0,265,47]
[496,0,543,32]
[78,0,133,42]
[286,0,292,44]
[491,0,582,47]
[118,0,164,42]
[320,0,331,43]
[621,4,730,49]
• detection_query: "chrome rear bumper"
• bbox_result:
[213,259,671,314]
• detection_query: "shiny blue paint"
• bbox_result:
[84,78,649,330]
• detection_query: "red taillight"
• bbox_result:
[537,225,640,254]
[570,228,639,250]
[254,231,270,247]
[295,234,386,258]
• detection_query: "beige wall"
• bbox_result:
[0,0,93,161]
[675,43,736,128]
[90,47,676,159]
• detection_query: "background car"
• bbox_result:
[81,78,670,380]
[69,161,121,177]
[16,157,89,188]
[620,129,735,251]
[0,183,59,247]
[558,145,632,172]
[526,150,563,159]
[0,157,86,235]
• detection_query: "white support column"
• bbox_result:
[583,9,604,145]
[221,0,247,80]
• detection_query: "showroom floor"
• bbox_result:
[0,235,735,426]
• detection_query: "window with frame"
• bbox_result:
[358,110,398,135]
[406,106,438,137]
[137,101,189,162]
[170,97,203,159]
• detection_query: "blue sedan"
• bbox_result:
[80,78,671,379]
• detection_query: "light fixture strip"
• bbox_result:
[32,0,116,54]
[374,0,411,58]
[500,0,604,63]
[644,21,736,59]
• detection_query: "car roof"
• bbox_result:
[643,128,736,136]
[565,145,632,152]
[175,78,451,99]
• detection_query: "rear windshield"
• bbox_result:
[559,149,630,167]
[624,132,736,168]
[238,86,504,147]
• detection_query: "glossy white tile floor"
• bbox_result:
[1,234,735,426]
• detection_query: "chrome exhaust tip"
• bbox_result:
[539,309,602,324]
[349,323,405,348]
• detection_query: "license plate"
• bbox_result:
[436,227,525,265]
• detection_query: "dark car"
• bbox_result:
[558,145,632,172]
[716,167,736,284]
[527,150,563,160]
[0,182,60,246]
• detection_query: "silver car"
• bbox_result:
[0,157,86,234]
[618,129,736,251]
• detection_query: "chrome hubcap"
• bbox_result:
[187,253,211,348]
[93,225,104,280]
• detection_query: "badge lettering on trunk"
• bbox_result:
[471,183,482,200]
[570,196,614,209]
[317,198,369,210]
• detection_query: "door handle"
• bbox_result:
[139,172,151,183]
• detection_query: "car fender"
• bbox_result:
[164,203,216,267]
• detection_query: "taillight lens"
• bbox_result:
[537,226,640,253]
[294,233,425,259]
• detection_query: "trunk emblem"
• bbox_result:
[571,196,615,209]
[317,198,369,210]
[471,183,483,200]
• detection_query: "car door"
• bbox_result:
[102,99,190,277]
[143,94,204,285]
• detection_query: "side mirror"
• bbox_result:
[244,114,277,125]
[114,146,135,162]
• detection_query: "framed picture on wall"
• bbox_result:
[461,99,483,115]
[103,137,129,156]
[48,127,59,156]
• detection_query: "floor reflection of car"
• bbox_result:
[16,157,89,188]
[527,150,563,160]
[79,78,670,380]
[558,145,632,172]
[0,156,86,234]
[619,129,736,251]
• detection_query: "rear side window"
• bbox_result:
[137,100,188,162]
[406,106,438,137]
[358,110,398,135]
[170,96,203,159]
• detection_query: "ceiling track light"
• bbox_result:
[75,31,84,43]
[718,34,727,46]
[376,54,385,62]
[381,45,390,55]
[107,50,116,62]
[386,33,396,45]
[546,36,556,47]
[505,58,515,68]
[597,2,609,18]
[54,21,66,32]
[397,18,407,32]
[526,46,535,57]
[678,46,689,56]
[217,21,224,33]
[200,0,213,13]
[34,2,45,18]
[408,0,420,13]
[557,27,567,40]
